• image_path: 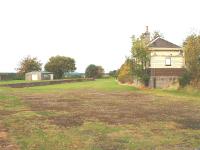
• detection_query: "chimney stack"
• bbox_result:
[144,26,150,44]
[146,26,149,32]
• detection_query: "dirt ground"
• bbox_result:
[16,89,200,130]
[0,123,18,150]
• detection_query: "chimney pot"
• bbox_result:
[146,26,149,32]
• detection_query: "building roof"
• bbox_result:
[26,71,53,74]
[148,37,181,48]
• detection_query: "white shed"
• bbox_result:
[25,71,54,81]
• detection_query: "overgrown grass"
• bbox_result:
[22,78,138,93]
[0,78,200,149]
[0,80,46,85]
[0,80,27,84]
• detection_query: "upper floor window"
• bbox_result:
[165,57,171,66]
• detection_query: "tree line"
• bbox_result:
[16,55,105,79]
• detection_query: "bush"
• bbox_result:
[179,71,191,87]
[117,59,134,84]
[85,64,104,79]
[141,72,150,86]
[118,75,133,84]
[109,70,118,78]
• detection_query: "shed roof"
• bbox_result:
[26,71,53,74]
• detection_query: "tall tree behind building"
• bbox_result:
[16,56,42,75]
[45,55,76,79]
[131,36,150,86]
[183,34,200,87]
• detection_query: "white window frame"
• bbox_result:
[165,57,171,66]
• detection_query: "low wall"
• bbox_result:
[149,76,178,88]
[0,78,94,88]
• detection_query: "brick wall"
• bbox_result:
[149,68,185,77]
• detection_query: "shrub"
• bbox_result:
[179,71,191,87]
[117,59,134,84]
[85,64,104,79]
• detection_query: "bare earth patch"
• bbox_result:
[16,89,200,129]
[0,123,18,150]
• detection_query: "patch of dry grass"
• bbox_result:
[0,79,200,149]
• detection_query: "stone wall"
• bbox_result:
[149,76,179,88]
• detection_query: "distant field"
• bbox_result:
[0,80,45,85]
[0,80,28,84]
[0,79,199,150]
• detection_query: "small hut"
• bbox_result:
[25,71,54,81]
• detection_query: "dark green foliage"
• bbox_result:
[45,56,76,79]
[179,71,191,87]
[109,70,118,78]
[85,64,104,78]
[0,73,24,80]
[16,56,42,75]
[64,72,84,79]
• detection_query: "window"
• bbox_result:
[165,57,171,66]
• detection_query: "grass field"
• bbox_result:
[0,79,200,150]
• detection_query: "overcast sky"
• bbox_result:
[0,0,200,73]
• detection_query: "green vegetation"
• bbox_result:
[85,64,105,79]
[0,79,52,85]
[0,78,200,149]
[117,58,134,84]
[183,34,200,87]
[131,35,150,86]
[108,70,118,78]
[45,55,76,79]
[16,56,42,75]
[0,80,28,85]
[23,78,137,92]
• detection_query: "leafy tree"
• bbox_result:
[45,55,76,79]
[151,31,164,40]
[131,36,150,86]
[109,70,118,78]
[96,66,105,78]
[85,64,104,78]
[118,58,134,83]
[16,56,42,75]
[183,34,200,87]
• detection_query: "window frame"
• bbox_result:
[165,57,171,66]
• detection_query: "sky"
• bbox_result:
[0,0,200,73]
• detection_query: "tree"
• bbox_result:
[16,56,42,75]
[45,55,76,79]
[109,70,118,78]
[151,31,164,40]
[131,36,150,86]
[183,34,200,87]
[96,66,105,78]
[118,58,134,83]
[85,64,104,78]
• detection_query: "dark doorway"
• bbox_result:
[153,77,156,88]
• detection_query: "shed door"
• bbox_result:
[32,74,38,80]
